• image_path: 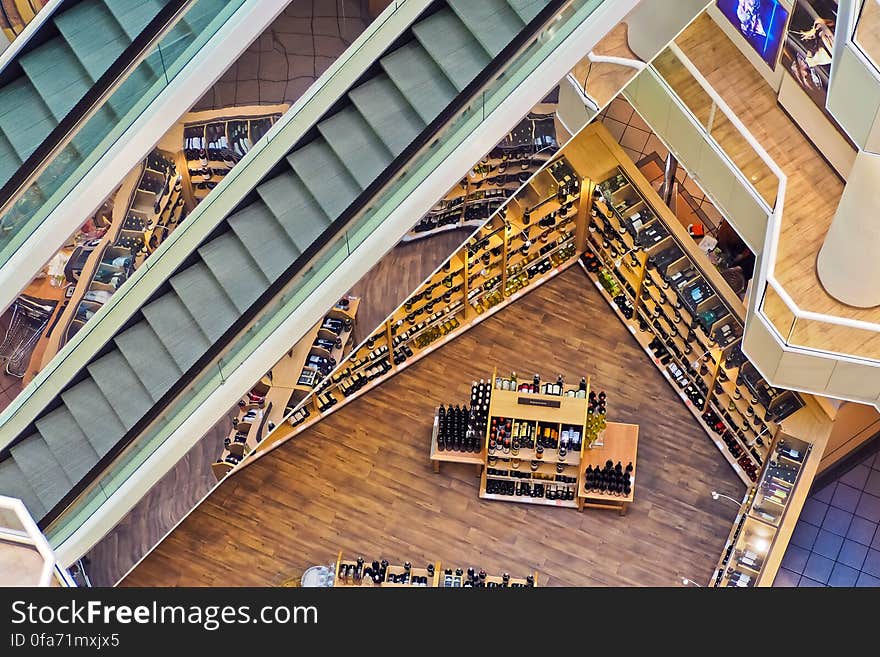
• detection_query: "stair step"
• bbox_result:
[36,407,101,483]
[318,106,393,189]
[141,294,210,371]
[11,436,72,511]
[56,0,130,81]
[19,38,94,121]
[506,0,550,24]
[114,321,181,401]
[198,231,270,313]
[87,350,155,430]
[60,378,127,456]
[0,459,46,519]
[447,0,524,57]
[0,78,57,160]
[103,0,167,40]
[348,74,424,157]
[169,262,239,342]
[380,41,457,125]
[226,202,300,281]
[286,142,361,220]
[0,131,22,188]
[412,8,490,90]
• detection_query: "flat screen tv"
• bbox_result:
[716,0,789,68]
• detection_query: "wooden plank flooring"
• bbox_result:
[123,266,744,587]
[83,229,479,586]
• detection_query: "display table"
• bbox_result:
[578,422,638,515]
[429,415,484,476]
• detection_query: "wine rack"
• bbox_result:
[333,552,538,587]
[47,148,185,364]
[212,297,359,478]
[479,371,590,509]
[182,109,284,200]
[263,151,589,450]
[405,112,559,241]
[580,165,805,484]
[711,433,811,587]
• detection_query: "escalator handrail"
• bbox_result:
[0,0,192,219]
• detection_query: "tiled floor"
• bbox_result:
[192,0,370,111]
[774,448,880,587]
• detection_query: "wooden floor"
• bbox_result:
[572,23,643,108]
[83,229,476,586]
[348,228,473,342]
[124,266,744,587]
[856,0,880,70]
[674,17,880,353]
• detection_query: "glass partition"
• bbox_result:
[0,0,248,270]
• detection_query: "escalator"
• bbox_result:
[0,0,246,272]
[0,0,565,523]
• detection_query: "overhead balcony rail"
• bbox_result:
[629,41,880,407]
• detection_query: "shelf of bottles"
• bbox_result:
[183,113,280,199]
[65,149,183,344]
[277,153,587,444]
[430,379,492,466]
[333,552,537,588]
[711,434,811,587]
[405,112,559,241]
[479,369,593,509]
[579,167,804,485]
[212,298,358,477]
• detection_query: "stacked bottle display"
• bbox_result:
[337,559,431,586]
[440,567,534,588]
[582,169,805,483]
[492,371,588,398]
[436,405,480,453]
[585,390,607,444]
[584,459,632,497]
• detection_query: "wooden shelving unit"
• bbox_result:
[478,371,588,509]
[211,298,359,478]
[32,149,183,378]
[566,125,810,484]
[333,552,537,587]
[253,148,587,457]
[405,112,559,242]
[429,414,484,475]
[711,432,813,587]
[181,106,287,201]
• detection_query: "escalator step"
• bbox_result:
[87,350,155,430]
[36,406,101,482]
[413,8,491,91]
[198,231,270,313]
[318,106,393,189]
[348,74,425,157]
[169,261,240,342]
[141,293,211,371]
[380,41,457,125]
[60,378,127,456]
[447,0,524,58]
[11,436,73,511]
